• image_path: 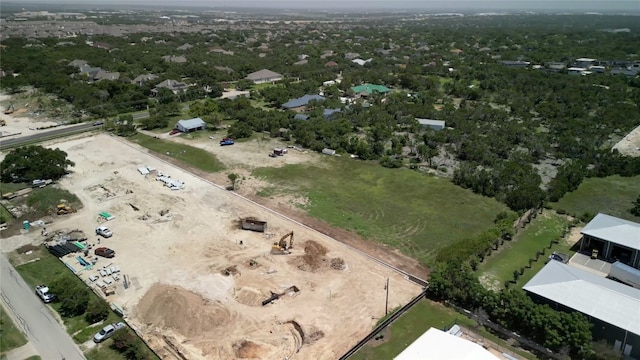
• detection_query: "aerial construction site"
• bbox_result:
[37,134,422,359]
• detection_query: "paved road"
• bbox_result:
[0,123,96,150]
[0,254,86,360]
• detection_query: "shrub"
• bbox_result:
[85,298,110,324]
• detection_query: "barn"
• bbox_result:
[175,118,207,133]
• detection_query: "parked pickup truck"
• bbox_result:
[93,322,126,343]
[35,284,56,303]
[94,247,115,258]
[219,138,235,146]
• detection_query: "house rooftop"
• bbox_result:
[351,84,390,94]
[282,95,325,109]
[246,69,282,81]
[581,213,640,251]
[417,118,445,127]
[523,260,640,336]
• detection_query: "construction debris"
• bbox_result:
[129,203,140,211]
[330,258,346,270]
[261,286,299,306]
[222,265,240,276]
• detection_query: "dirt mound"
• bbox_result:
[137,284,231,337]
[233,340,266,358]
[234,287,264,307]
[298,240,329,271]
[330,257,346,270]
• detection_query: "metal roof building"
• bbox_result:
[580,213,640,269]
[175,118,206,133]
[281,95,325,110]
[416,118,446,131]
[245,69,283,84]
[394,327,500,360]
[524,261,640,358]
[350,83,391,94]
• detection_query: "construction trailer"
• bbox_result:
[242,218,267,232]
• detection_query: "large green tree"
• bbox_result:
[1,146,75,182]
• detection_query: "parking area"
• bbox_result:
[569,252,613,276]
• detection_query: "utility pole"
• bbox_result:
[385,277,389,316]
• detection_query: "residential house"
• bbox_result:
[214,66,234,73]
[93,42,112,50]
[177,43,193,51]
[568,67,589,75]
[500,60,530,68]
[546,62,566,72]
[324,61,338,68]
[293,59,308,65]
[281,95,325,112]
[574,57,597,68]
[350,84,391,95]
[320,50,335,59]
[151,79,188,96]
[209,47,234,55]
[245,69,283,84]
[450,48,463,55]
[92,70,120,81]
[162,55,187,63]
[131,74,158,86]
[344,52,360,60]
[294,114,310,121]
[352,58,372,66]
[323,108,341,119]
[68,59,88,68]
[175,118,206,133]
[417,118,446,131]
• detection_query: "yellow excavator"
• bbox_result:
[271,231,294,255]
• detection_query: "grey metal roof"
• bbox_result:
[581,213,640,251]
[245,69,282,81]
[417,118,445,127]
[282,95,325,109]
[523,261,640,335]
[176,118,206,130]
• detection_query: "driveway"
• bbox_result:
[0,253,86,360]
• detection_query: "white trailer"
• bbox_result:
[609,261,640,289]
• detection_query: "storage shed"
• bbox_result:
[175,118,207,133]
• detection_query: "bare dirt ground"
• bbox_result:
[0,93,69,139]
[5,134,422,359]
[612,124,640,157]
[145,131,429,278]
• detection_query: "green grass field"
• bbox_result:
[351,300,536,360]
[0,306,28,354]
[477,212,571,289]
[26,187,80,212]
[129,133,225,172]
[0,183,28,196]
[551,175,640,222]
[253,158,508,265]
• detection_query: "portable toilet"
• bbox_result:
[23,220,30,230]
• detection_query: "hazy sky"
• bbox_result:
[7,0,640,12]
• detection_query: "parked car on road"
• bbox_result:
[93,322,126,343]
[94,247,115,258]
[96,226,113,238]
[35,284,56,303]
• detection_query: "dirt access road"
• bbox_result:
[27,134,422,359]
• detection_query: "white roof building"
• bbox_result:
[580,213,640,268]
[394,327,500,360]
[416,118,446,130]
[523,261,640,355]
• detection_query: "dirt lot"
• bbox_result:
[13,134,421,359]
[0,93,68,139]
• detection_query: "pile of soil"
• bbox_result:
[300,240,328,271]
[137,284,231,337]
[233,340,266,359]
[304,326,325,345]
[330,257,346,270]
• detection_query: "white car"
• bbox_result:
[93,322,126,343]
[95,226,113,238]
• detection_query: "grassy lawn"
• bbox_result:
[477,212,571,289]
[0,203,14,224]
[0,182,28,196]
[128,133,225,172]
[551,175,640,222]
[351,300,536,360]
[0,306,28,354]
[253,158,508,265]
[26,186,80,212]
